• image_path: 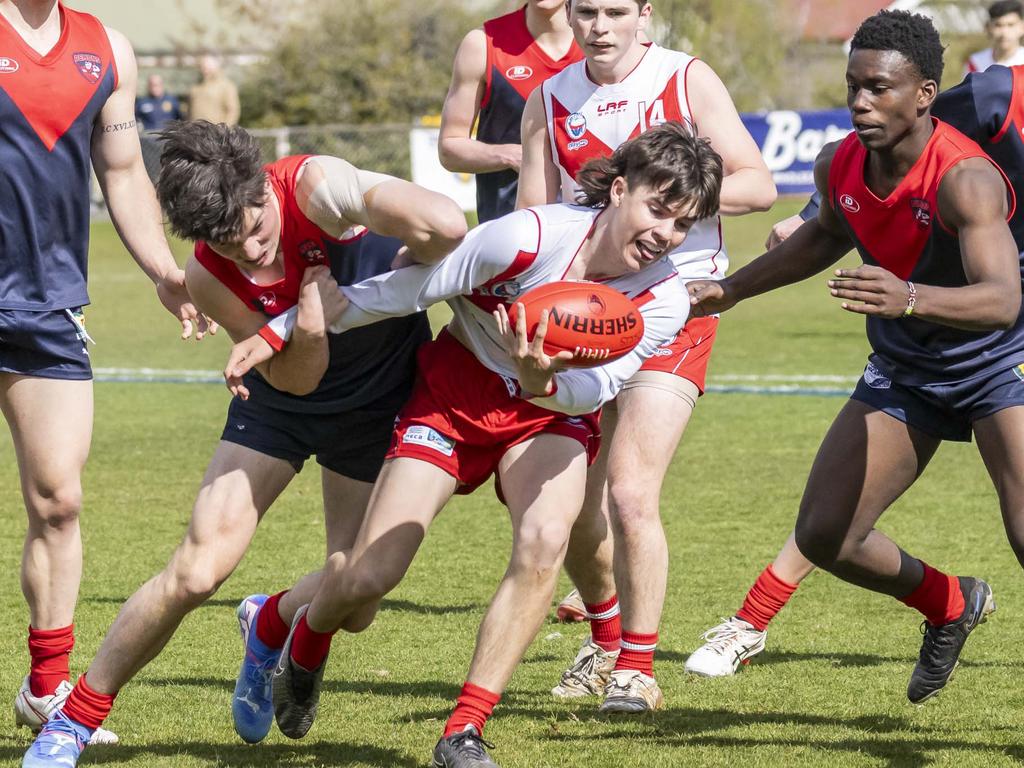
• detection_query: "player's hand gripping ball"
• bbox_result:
[508,281,644,368]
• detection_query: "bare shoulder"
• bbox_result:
[939,156,1010,222]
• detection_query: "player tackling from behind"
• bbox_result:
[688,9,1024,703]
[516,0,776,711]
[689,65,1024,678]
[1,0,209,745]
[224,121,722,767]
[20,121,467,767]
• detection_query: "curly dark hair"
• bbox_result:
[155,121,266,244]
[575,120,722,221]
[850,10,945,85]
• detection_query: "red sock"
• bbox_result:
[289,614,334,670]
[255,591,290,649]
[736,564,800,632]
[900,561,965,626]
[616,630,658,677]
[28,624,74,697]
[443,682,501,737]
[584,595,621,652]
[61,674,116,731]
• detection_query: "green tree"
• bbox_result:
[237,0,499,127]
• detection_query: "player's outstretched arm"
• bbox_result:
[516,88,561,208]
[832,158,1020,329]
[686,60,777,215]
[92,28,212,340]
[438,28,523,174]
[297,156,466,265]
[691,144,851,316]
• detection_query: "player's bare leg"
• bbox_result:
[794,400,993,703]
[271,457,456,739]
[974,406,1024,566]
[555,406,621,697]
[437,434,587,767]
[83,444,296,693]
[2,375,92,731]
[234,467,374,743]
[599,377,694,713]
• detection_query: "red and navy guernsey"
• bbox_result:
[0,3,116,310]
[829,118,1024,385]
[475,6,582,223]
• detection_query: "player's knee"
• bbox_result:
[169,548,230,606]
[28,482,83,531]
[793,516,841,570]
[514,521,570,574]
[607,482,657,534]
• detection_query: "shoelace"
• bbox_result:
[605,672,641,696]
[563,650,599,686]
[917,620,958,668]
[450,729,496,758]
[699,618,756,655]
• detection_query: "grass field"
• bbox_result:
[2,200,1023,768]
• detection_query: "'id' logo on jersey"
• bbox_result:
[839,193,860,213]
[0,57,19,74]
[505,65,533,81]
[909,197,931,229]
[73,52,102,84]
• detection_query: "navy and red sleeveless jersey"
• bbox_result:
[0,4,115,310]
[829,119,1024,385]
[195,155,429,413]
[475,6,582,223]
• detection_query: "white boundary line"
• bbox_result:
[92,367,856,395]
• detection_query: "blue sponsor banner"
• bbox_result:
[741,108,853,196]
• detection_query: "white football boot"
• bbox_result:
[15,677,119,745]
[684,617,767,677]
[551,636,619,698]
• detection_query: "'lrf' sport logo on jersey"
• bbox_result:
[73,52,101,83]
[909,197,931,229]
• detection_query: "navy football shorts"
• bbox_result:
[220,388,408,483]
[0,307,92,380]
[851,359,1024,442]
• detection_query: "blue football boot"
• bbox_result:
[22,709,91,767]
[232,594,280,743]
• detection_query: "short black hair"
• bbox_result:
[155,121,266,243]
[850,9,945,86]
[989,1,1023,21]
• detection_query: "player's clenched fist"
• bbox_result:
[688,279,737,317]
[297,265,348,334]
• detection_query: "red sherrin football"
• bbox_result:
[508,281,645,368]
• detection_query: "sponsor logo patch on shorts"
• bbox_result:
[402,425,455,456]
[1012,363,1024,382]
[863,362,891,390]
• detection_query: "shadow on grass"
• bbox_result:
[0,740,420,767]
[757,648,1020,669]
[540,707,1019,768]
[81,595,483,615]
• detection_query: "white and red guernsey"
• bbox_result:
[541,43,726,282]
[263,204,688,416]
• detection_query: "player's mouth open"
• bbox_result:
[635,240,661,261]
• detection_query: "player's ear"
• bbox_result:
[637,2,652,30]
[918,78,938,110]
[609,176,628,207]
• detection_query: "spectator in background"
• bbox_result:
[189,54,240,125]
[965,0,1024,73]
[135,74,182,132]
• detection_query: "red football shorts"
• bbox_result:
[637,315,719,392]
[387,330,601,494]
